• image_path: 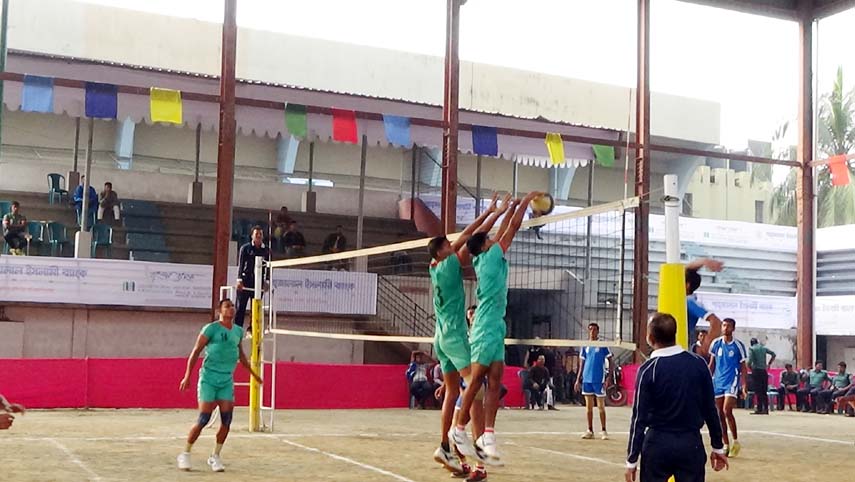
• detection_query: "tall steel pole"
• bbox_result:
[441,0,461,234]
[211,0,238,313]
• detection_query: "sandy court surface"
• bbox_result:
[1,406,852,481]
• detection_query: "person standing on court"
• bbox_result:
[235,226,269,330]
[747,338,776,415]
[575,322,613,440]
[626,312,728,482]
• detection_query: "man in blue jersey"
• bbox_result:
[575,322,613,440]
[685,258,725,356]
[708,318,748,458]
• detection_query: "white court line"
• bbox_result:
[48,438,103,482]
[281,439,418,482]
[744,430,852,445]
[508,441,624,468]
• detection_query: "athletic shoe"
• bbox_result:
[475,433,503,466]
[434,446,464,473]
[581,431,594,440]
[728,441,742,458]
[449,427,477,458]
[450,463,471,478]
[207,455,225,472]
[600,431,609,440]
[466,468,488,481]
[177,452,191,471]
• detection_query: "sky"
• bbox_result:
[75,0,855,153]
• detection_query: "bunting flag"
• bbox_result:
[332,108,358,144]
[829,154,850,186]
[84,82,118,119]
[593,144,615,167]
[382,114,411,147]
[21,75,54,113]
[545,133,565,166]
[150,87,183,124]
[285,103,308,138]
[471,125,498,156]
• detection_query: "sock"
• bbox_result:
[484,427,494,435]
[213,443,223,456]
[456,424,465,431]
[723,444,729,451]
[441,441,450,452]
[184,442,193,453]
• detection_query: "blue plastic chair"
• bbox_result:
[47,173,69,205]
[91,223,113,258]
[47,222,69,257]
[26,221,45,256]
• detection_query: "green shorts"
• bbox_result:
[198,376,234,403]
[435,331,471,374]
[470,323,506,366]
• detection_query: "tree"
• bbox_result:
[769,66,855,227]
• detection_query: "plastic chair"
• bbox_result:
[91,223,113,258]
[47,222,69,257]
[0,200,11,217]
[26,221,45,256]
[47,173,69,205]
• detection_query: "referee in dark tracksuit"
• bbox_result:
[235,226,270,329]
[626,313,728,482]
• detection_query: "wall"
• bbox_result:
[825,336,855,371]
[685,166,772,223]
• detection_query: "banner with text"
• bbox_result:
[693,292,796,330]
[0,257,376,315]
[815,296,855,336]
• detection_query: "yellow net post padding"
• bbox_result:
[657,263,688,350]
[249,298,262,432]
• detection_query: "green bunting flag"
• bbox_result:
[285,103,308,138]
[593,145,615,167]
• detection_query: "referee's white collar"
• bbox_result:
[650,345,684,358]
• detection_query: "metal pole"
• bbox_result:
[632,0,651,358]
[249,255,263,431]
[475,154,482,216]
[194,123,201,183]
[512,161,519,198]
[663,174,680,264]
[440,0,461,235]
[585,163,595,282]
[410,145,417,221]
[795,0,815,369]
[357,135,367,251]
[73,117,81,172]
[211,0,238,315]
[308,141,314,193]
[81,118,94,232]
[0,0,8,157]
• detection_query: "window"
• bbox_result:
[709,172,716,184]
[755,200,765,223]
[682,193,693,216]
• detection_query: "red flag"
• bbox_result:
[829,154,850,186]
[332,108,358,144]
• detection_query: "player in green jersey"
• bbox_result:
[177,298,262,473]
[450,191,542,466]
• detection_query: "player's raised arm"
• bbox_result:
[451,193,498,253]
[475,193,512,235]
[498,192,542,252]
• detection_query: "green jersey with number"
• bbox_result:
[472,243,508,331]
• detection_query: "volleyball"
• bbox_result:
[530,193,555,215]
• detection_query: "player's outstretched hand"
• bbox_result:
[487,193,499,212]
[499,193,513,212]
[0,413,14,430]
[710,452,729,471]
[624,467,636,481]
[179,376,190,391]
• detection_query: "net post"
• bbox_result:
[657,174,688,349]
[249,256,263,432]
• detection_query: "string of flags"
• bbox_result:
[19,73,616,165]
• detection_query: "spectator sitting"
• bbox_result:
[282,221,306,258]
[406,351,435,409]
[778,363,800,411]
[322,225,348,270]
[0,394,25,430]
[272,206,293,252]
[526,355,550,410]
[833,372,855,416]
[73,176,98,230]
[2,201,29,256]
[818,362,850,414]
[797,361,830,413]
[97,182,120,222]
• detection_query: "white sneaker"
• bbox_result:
[449,427,477,458]
[600,431,609,440]
[475,433,503,466]
[581,431,594,440]
[433,446,463,473]
[207,455,225,472]
[177,452,191,471]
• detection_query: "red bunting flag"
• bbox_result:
[332,108,358,144]
[829,154,850,186]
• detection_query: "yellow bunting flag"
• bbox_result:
[150,87,183,124]
[545,133,565,166]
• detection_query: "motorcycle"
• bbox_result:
[605,363,627,407]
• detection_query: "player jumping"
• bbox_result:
[177,298,263,472]
[428,193,508,476]
[450,191,542,466]
[708,317,748,458]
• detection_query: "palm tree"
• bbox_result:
[769,66,855,227]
